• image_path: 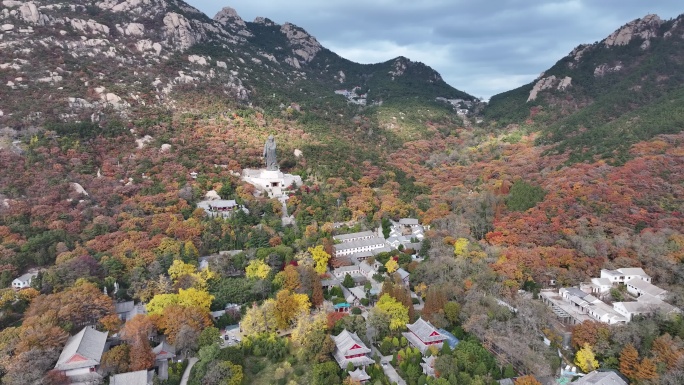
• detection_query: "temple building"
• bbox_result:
[332,329,374,368]
[403,318,446,353]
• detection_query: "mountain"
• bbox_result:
[0,0,475,135]
[484,13,684,163]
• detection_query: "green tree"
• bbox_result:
[198,326,221,348]
[505,180,546,212]
[342,273,355,288]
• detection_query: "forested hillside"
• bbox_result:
[1,1,684,385]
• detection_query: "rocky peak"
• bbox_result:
[253,17,277,27]
[604,14,663,48]
[214,6,246,28]
[280,22,321,63]
[213,6,251,37]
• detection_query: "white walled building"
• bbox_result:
[11,272,37,290]
[600,268,651,284]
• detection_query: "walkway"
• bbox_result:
[380,355,407,385]
[179,357,199,385]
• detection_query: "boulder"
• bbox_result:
[70,182,89,196]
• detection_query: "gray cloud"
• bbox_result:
[186,0,682,98]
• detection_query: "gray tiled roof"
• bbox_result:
[333,237,386,252]
[153,341,176,360]
[626,278,667,297]
[55,326,108,371]
[406,318,443,343]
[333,329,371,356]
[399,218,419,226]
[573,370,627,385]
[110,370,152,385]
[333,231,375,242]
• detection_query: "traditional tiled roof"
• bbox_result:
[110,370,153,385]
[115,301,135,314]
[209,200,237,208]
[396,268,409,280]
[55,326,108,371]
[348,367,371,382]
[399,218,419,226]
[573,370,627,385]
[333,330,371,356]
[406,318,443,343]
[153,341,176,360]
[332,330,374,368]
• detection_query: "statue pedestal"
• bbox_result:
[241,169,303,199]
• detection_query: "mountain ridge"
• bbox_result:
[484,11,684,163]
[0,0,475,132]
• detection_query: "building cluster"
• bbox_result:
[334,86,368,105]
[541,268,679,325]
[327,219,426,305]
[332,317,454,382]
[332,218,426,263]
[435,97,473,115]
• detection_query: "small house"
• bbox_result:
[12,272,37,290]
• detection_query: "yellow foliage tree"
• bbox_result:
[177,288,213,312]
[183,240,199,260]
[168,260,196,281]
[385,258,399,274]
[168,259,214,290]
[274,289,310,329]
[308,245,331,275]
[245,259,272,280]
[575,343,599,373]
[146,293,179,316]
[453,238,469,257]
[146,288,213,315]
[241,301,277,336]
[376,294,409,331]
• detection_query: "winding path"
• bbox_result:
[179,357,199,385]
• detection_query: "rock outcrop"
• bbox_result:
[604,14,663,48]
[214,7,245,27]
[280,23,322,63]
[594,63,623,77]
[163,12,202,51]
[527,76,572,102]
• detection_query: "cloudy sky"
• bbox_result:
[186,1,682,99]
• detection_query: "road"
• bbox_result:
[179,357,198,385]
